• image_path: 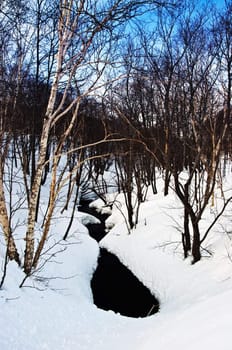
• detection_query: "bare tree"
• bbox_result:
[164,2,231,262]
[108,1,232,262]
[1,0,168,277]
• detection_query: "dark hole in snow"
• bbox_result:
[79,200,109,242]
[79,200,160,318]
[91,248,159,318]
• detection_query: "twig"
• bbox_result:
[201,195,232,244]
[0,248,8,289]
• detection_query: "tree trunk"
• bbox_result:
[32,156,57,269]
[191,218,201,264]
[0,159,20,265]
[24,119,51,274]
[23,19,64,273]
[127,188,134,230]
[164,168,170,196]
[183,183,191,257]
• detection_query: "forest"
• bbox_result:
[0,0,232,283]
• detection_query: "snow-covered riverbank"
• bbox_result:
[1,175,232,350]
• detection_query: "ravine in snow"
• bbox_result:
[79,200,160,318]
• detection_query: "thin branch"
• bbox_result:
[200,195,232,244]
[0,248,8,289]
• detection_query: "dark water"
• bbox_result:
[91,248,159,317]
[79,200,109,242]
[79,200,159,317]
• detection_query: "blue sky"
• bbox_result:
[214,0,226,7]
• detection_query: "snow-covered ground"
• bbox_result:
[1,173,232,350]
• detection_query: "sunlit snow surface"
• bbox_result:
[1,173,232,350]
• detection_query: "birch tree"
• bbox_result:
[22,0,167,274]
[0,0,178,277]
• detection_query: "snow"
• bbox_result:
[1,173,232,350]
[77,211,101,225]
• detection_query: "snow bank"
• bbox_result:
[1,174,232,350]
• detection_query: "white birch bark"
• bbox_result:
[24,0,148,273]
[23,1,74,274]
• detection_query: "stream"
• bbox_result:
[79,200,159,318]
